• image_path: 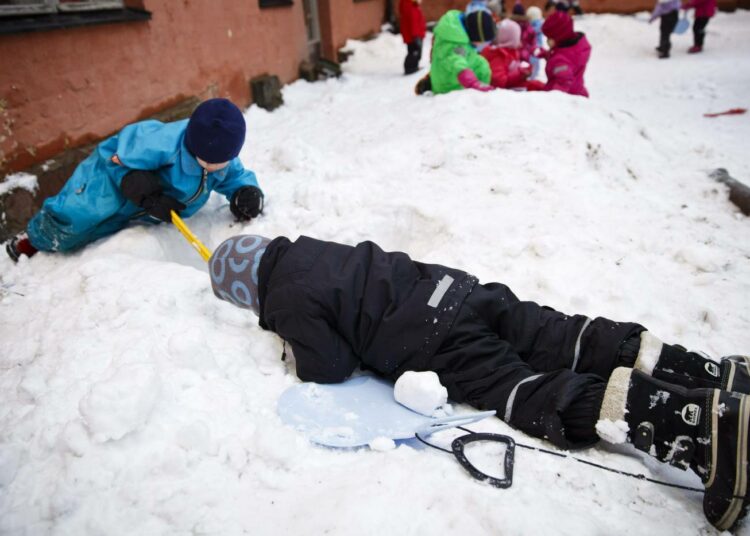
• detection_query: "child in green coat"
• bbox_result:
[414,10,496,95]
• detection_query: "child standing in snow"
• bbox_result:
[6,99,263,262]
[526,6,545,79]
[481,20,535,90]
[650,0,682,58]
[414,10,496,95]
[399,0,427,75]
[533,10,591,97]
[682,0,717,53]
[209,233,750,532]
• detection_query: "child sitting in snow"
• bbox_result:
[480,20,535,90]
[682,0,716,54]
[6,99,263,262]
[414,10,496,95]
[208,233,750,532]
[532,10,591,97]
[400,0,427,75]
[650,0,682,59]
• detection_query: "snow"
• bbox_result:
[595,419,630,445]
[394,370,448,416]
[2,11,750,536]
[0,172,38,196]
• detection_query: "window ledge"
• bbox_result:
[0,7,151,35]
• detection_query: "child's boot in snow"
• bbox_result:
[626,331,750,395]
[414,74,432,95]
[688,45,703,54]
[5,232,38,262]
[599,367,750,531]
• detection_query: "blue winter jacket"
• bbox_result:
[27,119,260,252]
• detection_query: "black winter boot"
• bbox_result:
[629,331,750,395]
[599,367,750,531]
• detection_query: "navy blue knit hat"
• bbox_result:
[185,98,246,164]
[464,10,496,43]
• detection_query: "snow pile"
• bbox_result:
[394,370,448,416]
[1,12,750,536]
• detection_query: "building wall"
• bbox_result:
[1,0,384,175]
[319,0,387,60]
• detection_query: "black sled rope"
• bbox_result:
[415,426,706,494]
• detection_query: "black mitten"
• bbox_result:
[121,170,162,205]
[121,170,185,222]
[142,194,186,223]
[230,186,264,221]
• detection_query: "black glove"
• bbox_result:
[230,186,264,221]
[121,170,185,223]
[142,193,186,223]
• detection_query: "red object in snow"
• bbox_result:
[704,108,747,118]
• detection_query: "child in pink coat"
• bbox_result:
[683,0,717,53]
[536,11,591,97]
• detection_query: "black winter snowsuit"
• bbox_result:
[258,236,644,449]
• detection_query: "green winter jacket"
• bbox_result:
[429,10,491,94]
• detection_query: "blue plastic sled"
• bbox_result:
[277,375,496,448]
[674,14,690,35]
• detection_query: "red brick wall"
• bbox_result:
[0,0,386,175]
[319,0,387,60]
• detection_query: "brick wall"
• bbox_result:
[0,1,309,175]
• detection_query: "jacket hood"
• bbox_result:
[433,10,470,44]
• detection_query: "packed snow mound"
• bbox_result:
[1,12,750,536]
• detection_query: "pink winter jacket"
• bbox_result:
[684,0,716,18]
[545,33,591,98]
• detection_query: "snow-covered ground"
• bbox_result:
[2,11,750,536]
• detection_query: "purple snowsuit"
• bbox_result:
[649,0,681,22]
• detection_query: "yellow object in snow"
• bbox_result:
[171,210,211,262]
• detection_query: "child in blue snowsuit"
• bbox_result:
[6,98,263,261]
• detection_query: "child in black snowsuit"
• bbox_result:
[209,234,750,532]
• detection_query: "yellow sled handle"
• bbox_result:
[171,210,211,262]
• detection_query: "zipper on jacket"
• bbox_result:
[185,168,208,205]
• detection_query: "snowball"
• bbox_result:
[368,436,396,451]
[394,371,448,417]
[595,419,629,444]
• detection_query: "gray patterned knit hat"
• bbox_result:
[209,235,271,315]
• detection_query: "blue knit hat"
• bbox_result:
[185,98,246,164]
[209,235,271,315]
[464,10,496,43]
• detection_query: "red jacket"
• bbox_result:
[399,0,426,44]
[685,0,716,18]
[480,46,530,89]
[545,33,591,98]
